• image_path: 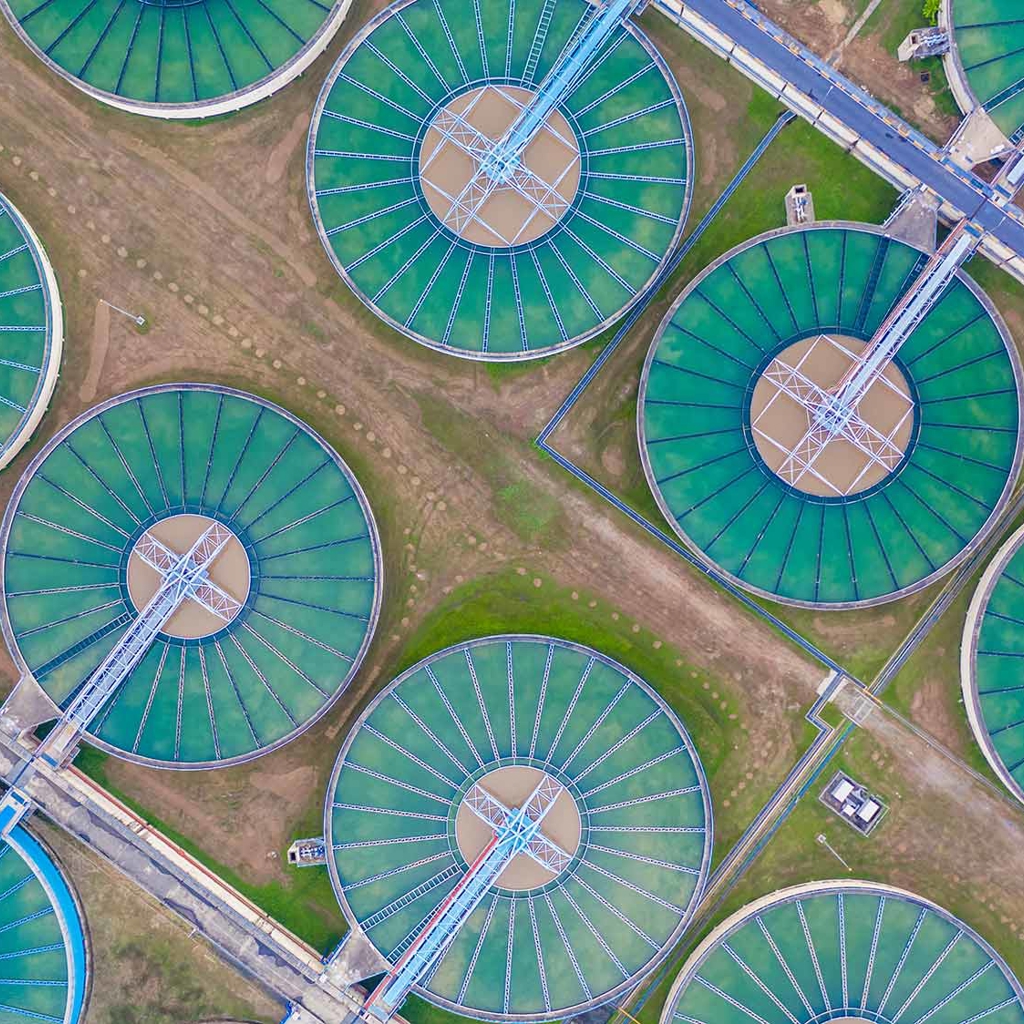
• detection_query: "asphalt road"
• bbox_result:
[675,0,1024,252]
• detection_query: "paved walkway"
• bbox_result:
[829,0,885,64]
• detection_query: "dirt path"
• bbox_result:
[829,0,884,62]
[852,704,1024,938]
[112,131,319,290]
[80,300,109,404]
[265,110,309,186]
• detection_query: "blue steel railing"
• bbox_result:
[482,0,646,181]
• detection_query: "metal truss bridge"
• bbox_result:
[361,776,574,1021]
[766,150,1024,493]
[429,0,649,244]
[356,12,662,1010]
[0,519,242,834]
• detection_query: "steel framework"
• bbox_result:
[0,520,241,834]
[420,85,579,245]
[753,335,914,496]
[419,0,647,245]
[764,222,983,491]
[760,146,1024,493]
[361,775,575,1021]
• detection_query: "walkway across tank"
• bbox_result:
[326,635,711,1021]
[308,0,691,360]
[0,826,88,1024]
[639,222,1023,608]
[664,881,1024,1024]
[0,383,381,768]
[961,521,1024,805]
[0,192,62,473]
[947,0,1024,144]
[0,0,351,118]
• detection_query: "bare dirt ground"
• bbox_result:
[754,0,856,56]
[81,300,109,403]
[102,743,321,886]
[37,823,281,1024]
[849,707,1024,953]
[908,673,966,754]
[841,36,959,144]
[754,0,961,144]
[0,0,825,906]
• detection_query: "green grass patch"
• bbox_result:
[865,0,924,52]
[494,481,565,544]
[416,394,568,548]
[764,584,937,684]
[104,936,261,1024]
[551,114,900,675]
[707,725,1024,986]
[918,57,961,119]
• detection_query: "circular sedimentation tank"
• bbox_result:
[0,192,62,472]
[0,383,381,769]
[639,223,1023,609]
[962,521,1024,805]
[663,881,1024,1024]
[0,827,88,1024]
[308,0,691,361]
[946,0,1024,144]
[326,635,711,1021]
[0,0,351,118]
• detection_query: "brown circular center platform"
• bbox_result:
[455,766,581,891]
[419,84,581,247]
[749,334,914,498]
[127,514,250,639]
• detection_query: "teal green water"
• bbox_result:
[2,385,380,767]
[0,835,75,1024]
[670,885,1024,1024]
[0,194,57,459]
[4,0,339,109]
[953,0,1024,140]
[328,636,710,1019]
[969,531,1024,797]
[641,225,1020,607]
[310,0,689,359]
